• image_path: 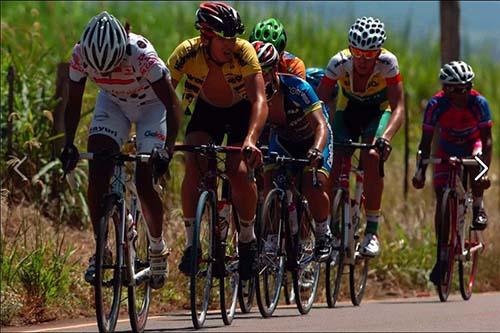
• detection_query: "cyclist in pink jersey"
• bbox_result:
[60,11,182,289]
[412,61,493,285]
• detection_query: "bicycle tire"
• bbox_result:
[127,210,152,333]
[190,190,216,329]
[349,194,369,306]
[437,190,457,302]
[220,203,239,325]
[237,200,255,314]
[255,189,285,318]
[291,199,320,315]
[326,189,346,308]
[95,196,123,333]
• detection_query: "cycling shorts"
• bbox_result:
[186,97,251,145]
[265,131,333,177]
[89,91,166,153]
[332,107,391,143]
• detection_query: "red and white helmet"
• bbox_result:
[252,41,279,68]
[195,2,245,38]
[80,11,128,73]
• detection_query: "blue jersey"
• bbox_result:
[274,73,330,142]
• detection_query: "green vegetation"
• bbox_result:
[1,1,498,325]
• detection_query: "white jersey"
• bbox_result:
[69,33,169,106]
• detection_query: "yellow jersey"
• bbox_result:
[167,37,261,112]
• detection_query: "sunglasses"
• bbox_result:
[445,85,472,94]
[350,47,380,60]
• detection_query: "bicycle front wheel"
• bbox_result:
[349,202,369,306]
[459,225,481,300]
[127,210,152,333]
[437,190,457,302]
[95,197,123,333]
[326,189,345,308]
[255,188,285,318]
[220,205,239,325]
[292,200,320,315]
[190,190,216,329]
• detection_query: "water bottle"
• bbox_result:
[287,190,299,236]
[217,199,231,240]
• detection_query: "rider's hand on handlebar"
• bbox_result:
[412,169,426,189]
[150,147,171,179]
[242,141,263,169]
[374,137,392,161]
[60,143,79,173]
[307,148,324,169]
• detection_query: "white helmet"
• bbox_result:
[439,61,475,85]
[80,11,128,73]
[348,17,387,50]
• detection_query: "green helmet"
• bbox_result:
[249,18,287,54]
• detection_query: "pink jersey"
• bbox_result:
[423,89,492,153]
[69,33,169,106]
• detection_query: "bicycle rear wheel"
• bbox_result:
[437,190,457,302]
[95,197,123,333]
[326,190,345,308]
[220,207,239,325]
[255,189,285,317]
[190,190,216,329]
[292,199,320,315]
[127,210,152,332]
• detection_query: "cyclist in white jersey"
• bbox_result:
[60,12,182,289]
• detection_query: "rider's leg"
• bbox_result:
[134,102,168,249]
[226,151,258,242]
[471,139,488,229]
[87,134,120,236]
[302,171,330,224]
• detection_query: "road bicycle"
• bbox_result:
[70,149,154,333]
[326,141,384,307]
[174,143,245,329]
[255,152,321,317]
[417,154,485,302]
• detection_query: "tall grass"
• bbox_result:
[1,0,499,324]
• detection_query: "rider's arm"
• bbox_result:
[383,81,405,141]
[64,78,86,145]
[318,76,337,120]
[244,72,268,146]
[151,74,182,152]
[306,103,328,152]
[479,127,492,167]
[476,96,493,167]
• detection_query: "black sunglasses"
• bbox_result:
[445,84,472,94]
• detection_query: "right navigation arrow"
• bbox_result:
[474,155,489,181]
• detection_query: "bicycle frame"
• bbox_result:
[422,156,485,261]
[334,154,365,265]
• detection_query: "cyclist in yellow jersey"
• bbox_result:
[317,17,405,257]
[166,2,268,280]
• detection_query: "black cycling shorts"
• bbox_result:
[186,98,251,145]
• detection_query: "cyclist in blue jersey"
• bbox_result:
[252,41,334,261]
[306,67,338,120]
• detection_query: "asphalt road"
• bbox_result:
[5,292,500,332]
